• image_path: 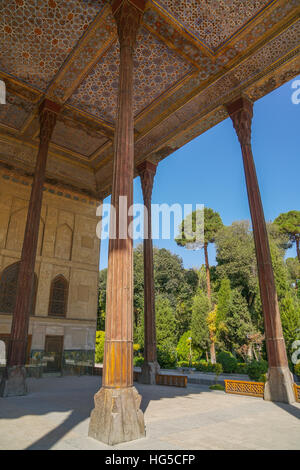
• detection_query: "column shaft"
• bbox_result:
[137,161,160,384]
[0,99,60,397]
[226,97,294,403]
[88,0,146,445]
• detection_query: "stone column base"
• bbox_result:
[264,366,295,404]
[0,366,27,397]
[138,361,160,385]
[88,386,145,445]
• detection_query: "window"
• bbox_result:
[0,262,37,315]
[48,275,68,317]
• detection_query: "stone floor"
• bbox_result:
[0,376,299,450]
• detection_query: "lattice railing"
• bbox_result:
[156,374,187,388]
[224,379,264,398]
[294,383,300,403]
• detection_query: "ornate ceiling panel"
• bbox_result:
[50,120,108,158]
[155,0,272,50]
[0,91,34,130]
[0,0,298,198]
[0,0,106,90]
[68,27,193,123]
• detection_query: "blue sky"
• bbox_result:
[99,77,300,271]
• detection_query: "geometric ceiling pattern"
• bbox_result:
[0,0,299,199]
[69,28,193,123]
[0,0,106,90]
[156,0,273,50]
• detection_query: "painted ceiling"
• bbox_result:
[0,0,299,198]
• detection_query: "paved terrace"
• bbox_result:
[0,376,299,450]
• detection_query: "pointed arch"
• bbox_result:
[0,262,37,315]
[48,274,68,317]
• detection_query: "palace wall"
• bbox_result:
[0,167,101,371]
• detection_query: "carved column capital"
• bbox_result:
[226,96,253,147]
[38,99,61,146]
[137,160,157,204]
[111,0,146,48]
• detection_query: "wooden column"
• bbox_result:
[226,96,294,404]
[137,161,160,384]
[88,0,146,445]
[0,99,60,397]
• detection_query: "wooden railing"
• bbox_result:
[224,379,264,398]
[156,374,187,388]
[294,383,300,403]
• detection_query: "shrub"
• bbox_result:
[294,362,300,377]
[157,343,177,369]
[133,344,140,355]
[209,384,225,391]
[217,351,238,373]
[236,363,248,374]
[95,331,105,364]
[214,362,223,377]
[133,356,144,367]
[194,361,222,374]
[247,360,268,381]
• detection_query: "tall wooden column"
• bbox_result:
[137,161,160,384]
[0,99,60,397]
[226,97,294,404]
[88,0,146,445]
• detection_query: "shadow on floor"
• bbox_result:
[0,375,212,450]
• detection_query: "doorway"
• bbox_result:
[44,335,64,372]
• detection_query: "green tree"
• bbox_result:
[176,330,200,362]
[175,207,223,299]
[274,210,300,262]
[97,269,107,331]
[155,294,177,348]
[280,293,300,358]
[223,289,255,353]
[286,257,300,292]
[95,331,105,363]
[215,221,257,306]
[216,278,232,328]
[191,290,211,357]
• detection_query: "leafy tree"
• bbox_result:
[286,257,300,292]
[216,278,232,330]
[274,210,300,262]
[97,269,107,330]
[223,289,255,352]
[207,306,217,363]
[175,207,223,299]
[155,294,177,348]
[176,330,200,362]
[280,293,300,357]
[215,221,257,306]
[175,300,193,340]
[191,290,211,356]
[95,331,105,363]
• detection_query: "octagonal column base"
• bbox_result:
[264,366,295,404]
[0,366,27,397]
[138,361,160,385]
[88,386,145,445]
